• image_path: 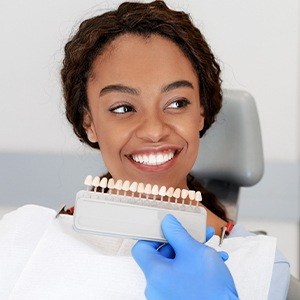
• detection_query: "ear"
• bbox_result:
[83,110,98,143]
[198,106,205,131]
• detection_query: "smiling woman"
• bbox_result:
[0,1,290,299]
[58,2,290,298]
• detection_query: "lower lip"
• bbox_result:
[128,154,178,172]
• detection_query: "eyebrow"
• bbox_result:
[99,80,194,97]
[161,80,194,93]
[99,84,140,97]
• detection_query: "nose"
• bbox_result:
[135,112,171,143]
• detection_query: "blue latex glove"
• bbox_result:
[132,214,238,300]
[157,224,229,261]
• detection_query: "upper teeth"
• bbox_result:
[131,152,175,165]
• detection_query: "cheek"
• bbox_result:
[96,120,130,156]
[176,113,203,140]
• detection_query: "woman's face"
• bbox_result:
[85,34,204,189]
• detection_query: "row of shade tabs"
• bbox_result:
[84,175,202,204]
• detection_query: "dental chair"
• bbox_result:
[192,89,299,299]
[193,89,263,222]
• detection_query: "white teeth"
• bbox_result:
[156,154,164,164]
[131,151,175,165]
[150,154,157,165]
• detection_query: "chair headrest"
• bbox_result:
[191,89,264,187]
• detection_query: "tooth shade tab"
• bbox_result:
[99,177,108,189]
[188,190,196,201]
[144,184,152,194]
[122,180,130,191]
[129,182,138,193]
[152,185,159,195]
[166,187,175,198]
[173,188,181,199]
[114,179,123,190]
[195,191,202,202]
[84,175,93,186]
[107,178,115,189]
[181,189,189,199]
[137,182,145,194]
[92,176,100,187]
[158,186,167,197]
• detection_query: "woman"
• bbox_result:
[0,1,289,299]
[60,1,289,298]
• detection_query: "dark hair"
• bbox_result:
[61,0,228,221]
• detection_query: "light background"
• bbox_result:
[0,0,299,277]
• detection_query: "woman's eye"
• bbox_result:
[109,105,135,114]
[167,99,191,109]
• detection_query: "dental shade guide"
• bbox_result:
[73,175,207,243]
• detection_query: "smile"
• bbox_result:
[130,151,177,166]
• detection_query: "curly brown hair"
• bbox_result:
[61,0,227,221]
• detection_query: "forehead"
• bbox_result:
[88,33,198,87]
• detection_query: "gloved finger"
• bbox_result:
[219,251,229,261]
[148,241,164,250]
[206,226,215,242]
[158,243,175,259]
[131,240,165,276]
[161,214,196,254]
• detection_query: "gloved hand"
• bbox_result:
[132,214,238,300]
[156,224,229,261]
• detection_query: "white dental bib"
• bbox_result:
[0,205,276,300]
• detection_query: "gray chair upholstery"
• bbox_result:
[191,89,299,299]
[191,89,264,221]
